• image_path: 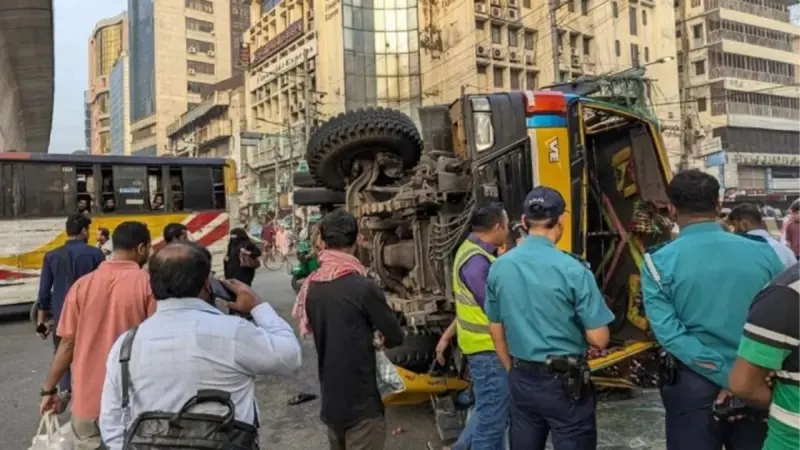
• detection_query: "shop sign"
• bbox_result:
[729,153,800,167]
[251,20,304,66]
[249,40,317,90]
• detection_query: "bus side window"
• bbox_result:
[181,166,214,211]
[75,165,94,213]
[0,163,18,219]
[112,165,149,213]
[169,166,184,210]
[212,167,226,209]
[147,166,165,211]
[100,165,116,213]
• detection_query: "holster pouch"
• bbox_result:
[545,356,591,402]
[658,350,678,387]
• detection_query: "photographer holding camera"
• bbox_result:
[99,241,302,449]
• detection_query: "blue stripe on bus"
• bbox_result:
[526,115,567,128]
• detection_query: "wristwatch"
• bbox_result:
[40,387,58,397]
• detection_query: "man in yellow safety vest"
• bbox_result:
[435,202,510,450]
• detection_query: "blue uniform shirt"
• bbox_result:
[641,221,785,389]
[484,235,614,362]
[37,240,105,323]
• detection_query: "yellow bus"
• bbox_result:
[0,152,238,315]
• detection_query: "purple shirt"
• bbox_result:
[458,234,497,310]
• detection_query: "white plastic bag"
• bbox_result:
[376,350,406,397]
[29,413,72,450]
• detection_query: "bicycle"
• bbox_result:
[263,245,289,271]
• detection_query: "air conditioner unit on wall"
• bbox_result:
[508,0,519,7]
[491,6,502,17]
[188,68,196,75]
[507,9,518,20]
[189,47,197,54]
[525,53,534,65]
[475,3,488,13]
[571,55,581,67]
[207,50,215,56]
[476,45,489,57]
[493,48,505,59]
[490,0,501,5]
[509,51,520,62]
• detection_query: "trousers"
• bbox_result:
[661,366,766,450]
[452,352,510,450]
[508,360,597,450]
[71,417,104,450]
[327,416,386,450]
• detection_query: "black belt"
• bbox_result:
[511,358,549,373]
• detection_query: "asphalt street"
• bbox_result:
[0,268,666,449]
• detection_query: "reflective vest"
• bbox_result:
[452,239,496,355]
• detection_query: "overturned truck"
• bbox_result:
[295,89,674,400]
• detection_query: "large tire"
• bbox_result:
[384,326,441,373]
[292,171,319,188]
[306,107,423,191]
[293,187,346,206]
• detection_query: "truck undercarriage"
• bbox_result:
[293,91,673,399]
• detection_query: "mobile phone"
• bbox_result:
[712,397,748,420]
[210,279,236,302]
[36,323,48,335]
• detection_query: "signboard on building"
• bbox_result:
[250,20,304,67]
[729,153,800,167]
[249,40,317,91]
[697,137,722,157]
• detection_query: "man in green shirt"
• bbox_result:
[730,262,800,450]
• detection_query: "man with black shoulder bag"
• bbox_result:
[99,241,302,449]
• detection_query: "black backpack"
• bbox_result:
[119,326,260,450]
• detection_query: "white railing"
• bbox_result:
[707,29,794,52]
[727,101,800,120]
[708,67,796,86]
[704,0,790,22]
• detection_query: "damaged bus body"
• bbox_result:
[296,88,673,422]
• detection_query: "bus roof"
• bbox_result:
[0,152,229,166]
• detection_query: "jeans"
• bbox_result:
[452,352,510,450]
[661,367,766,450]
[509,360,597,450]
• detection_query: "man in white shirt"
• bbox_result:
[728,203,797,268]
[99,242,302,448]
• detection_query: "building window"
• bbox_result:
[523,0,531,7]
[130,0,155,121]
[475,19,485,30]
[508,29,518,47]
[491,25,502,44]
[615,40,621,56]
[95,24,123,77]
[582,37,591,55]
[187,81,213,94]
[693,60,705,75]
[185,0,213,13]
[493,67,504,87]
[568,0,575,12]
[526,70,537,89]
[696,97,707,112]
[644,46,649,62]
[692,24,703,39]
[187,60,215,75]
[186,39,215,54]
[643,10,648,25]
[477,65,487,74]
[524,30,535,50]
[629,7,638,35]
[581,0,589,15]
[691,0,700,6]
[630,43,639,67]
[510,69,522,89]
[186,17,214,33]
[612,1,618,18]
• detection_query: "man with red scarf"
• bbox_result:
[293,209,404,450]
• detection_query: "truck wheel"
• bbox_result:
[292,171,319,188]
[384,326,441,373]
[291,275,305,293]
[306,107,423,191]
[293,187,346,206]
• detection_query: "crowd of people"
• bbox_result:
[33,169,799,450]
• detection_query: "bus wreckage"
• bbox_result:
[292,73,674,436]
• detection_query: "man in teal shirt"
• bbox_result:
[485,186,614,450]
[642,169,784,450]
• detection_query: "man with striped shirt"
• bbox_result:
[730,262,799,450]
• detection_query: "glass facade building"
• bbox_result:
[95,24,123,77]
[129,0,156,121]
[109,60,126,155]
[342,0,422,122]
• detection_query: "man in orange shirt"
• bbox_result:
[39,221,156,450]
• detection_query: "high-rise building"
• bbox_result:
[88,12,127,155]
[128,0,249,156]
[84,90,92,153]
[109,52,131,155]
[677,0,800,194]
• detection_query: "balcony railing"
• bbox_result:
[727,101,800,120]
[709,67,796,85]
[197,121,233,146]
[704,0,790,22]
[707,29,795,52]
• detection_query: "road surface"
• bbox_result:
[0,269,666,449]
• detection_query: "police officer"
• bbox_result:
[484,186,614,450]
[435,202,510,450]
[641,170,785,450]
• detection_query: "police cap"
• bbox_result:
[523,186,566,220]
